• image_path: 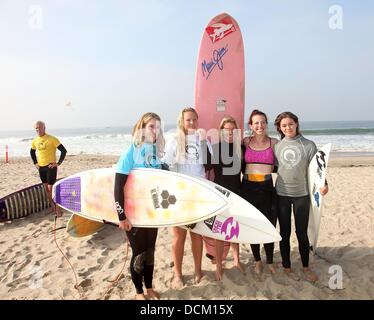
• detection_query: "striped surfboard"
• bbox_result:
[0,182,51,221]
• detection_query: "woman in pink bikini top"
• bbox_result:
[243,111,277,182]
[241,109,278,275]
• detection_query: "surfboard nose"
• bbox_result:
[53,177,81,212]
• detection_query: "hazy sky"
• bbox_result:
[1,0,373,131]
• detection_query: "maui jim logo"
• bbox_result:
[202,45,228,80]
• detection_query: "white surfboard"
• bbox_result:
[184,179,282,244]
[307,143,332,254]
[52,168,230,228]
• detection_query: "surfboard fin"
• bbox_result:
[66,214,105,238]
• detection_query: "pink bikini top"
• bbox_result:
[244,138,275,165]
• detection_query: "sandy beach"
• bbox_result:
[0,154,373,300]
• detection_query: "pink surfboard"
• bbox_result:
[195,13,245,139]
[194,12,245,262]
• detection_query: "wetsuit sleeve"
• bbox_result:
[57,144,67,165]
[114,173,128,221]
[308,141,318,163]
[161,162,170,171]
[30,149,38,165]
[273,142,279,171]
[241,144,246,175]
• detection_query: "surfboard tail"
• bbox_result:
[66,214,105,238]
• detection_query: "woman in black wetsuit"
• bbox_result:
[208,116,245,280]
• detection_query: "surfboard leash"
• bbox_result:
[52,215,87,300]
[99,234,129,300]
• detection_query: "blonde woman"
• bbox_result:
[114,112,165,300]
[162,107,211,288]
[208,116,245,280]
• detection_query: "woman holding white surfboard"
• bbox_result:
[114,112,165,300]
[205,116,245,280]
[162,107,211,288]
[274,111,328,282]
[241,109,278,275]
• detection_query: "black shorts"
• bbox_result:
[39,165,57,185]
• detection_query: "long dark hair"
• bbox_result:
[274,111,300,139]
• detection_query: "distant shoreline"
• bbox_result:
[2,152,374,165]
[330,152,374,157]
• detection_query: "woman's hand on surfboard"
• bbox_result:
[320,184,329,196]
[119,219,132,231]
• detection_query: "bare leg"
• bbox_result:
[190,231,203,283]
[215,239,224,281]
[43,184,58,215]
[44,183,62,217]
[171,227,186,288]
[231,243,245,274]
[47,184,62,217]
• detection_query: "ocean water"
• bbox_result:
[0,121,374,158]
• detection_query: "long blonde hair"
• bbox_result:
[132,112,165,157]
[218,116,242,160]
[175,107,198,162]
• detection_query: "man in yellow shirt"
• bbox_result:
[30,121,67,217]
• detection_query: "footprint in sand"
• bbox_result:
[101,248,110,257]
[78,278,92,288]
[108,259,122,269]
[97,257,106,265]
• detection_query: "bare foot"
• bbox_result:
[254,261,263,275]
[171,276,184,290]
[234,262,246,275]
[146,288,160,300]
[135,293,147,300]
[215,264,223,281]
[194,272,203,284]
[284,268,300,281]
[267,263,276,274]
[303,268,318,282]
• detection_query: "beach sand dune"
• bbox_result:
[0,155,373,300]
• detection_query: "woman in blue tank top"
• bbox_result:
[114,112,165,300]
